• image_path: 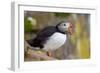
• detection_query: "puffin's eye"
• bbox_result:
[63,24,66,26]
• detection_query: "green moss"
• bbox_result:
[24,17,33,32]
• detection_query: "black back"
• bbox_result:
[27,26,57,49]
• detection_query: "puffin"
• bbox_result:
[27,21,73,56]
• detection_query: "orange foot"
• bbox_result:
[47,51,52,57]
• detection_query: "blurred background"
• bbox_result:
[24,11,90,61]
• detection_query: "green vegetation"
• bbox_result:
[24,17,33,32]
[55,13,71,18]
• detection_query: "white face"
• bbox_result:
[58,22,70,32]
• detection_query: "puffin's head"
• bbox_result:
[56,21,73,35]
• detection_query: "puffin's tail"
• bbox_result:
[27,39,34,47]
[25,40,40,50]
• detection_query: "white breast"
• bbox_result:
[43,32,67,51]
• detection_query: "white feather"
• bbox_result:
[43,32,67,51]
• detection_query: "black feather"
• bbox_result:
[27,26,57,49]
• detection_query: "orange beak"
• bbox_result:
[67,23,73,35]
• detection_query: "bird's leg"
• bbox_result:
[47,50,52,57]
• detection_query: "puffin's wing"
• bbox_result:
[35,26,57,42]
[28,26,57,48]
